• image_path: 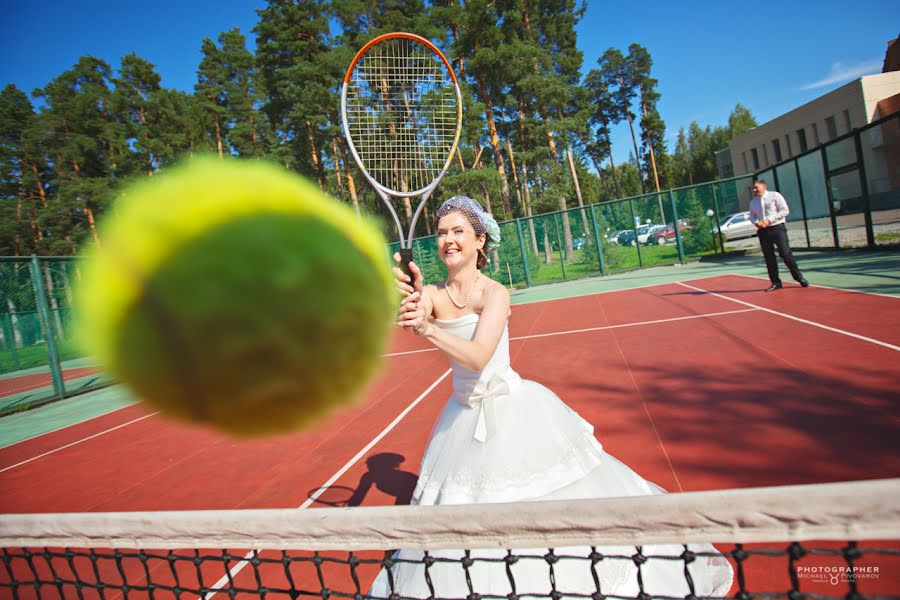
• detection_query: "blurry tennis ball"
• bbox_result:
[75,156,394,437]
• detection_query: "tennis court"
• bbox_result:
[1,264,898,598]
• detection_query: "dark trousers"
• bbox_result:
[758,223,803,284]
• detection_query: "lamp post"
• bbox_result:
[706,208,718,254]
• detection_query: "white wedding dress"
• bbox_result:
[370,313,733,598]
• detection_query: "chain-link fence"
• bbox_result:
[4,112,898,413]
[0,257,109,416]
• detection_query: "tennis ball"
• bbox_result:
[75,156,395,437]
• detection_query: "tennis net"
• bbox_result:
[1,478,898,599]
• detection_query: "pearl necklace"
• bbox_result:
[445,276,478,309]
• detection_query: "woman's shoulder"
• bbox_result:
[480,276,510,302]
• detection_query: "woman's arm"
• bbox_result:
[398,284,510,372]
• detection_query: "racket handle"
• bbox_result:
[399,248,415,283]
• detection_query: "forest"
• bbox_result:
[0,0,758,258]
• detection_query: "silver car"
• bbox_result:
[716,212,757,240]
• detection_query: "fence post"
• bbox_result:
[627,199,643,268]
[554,214,568,280]
[853,130,875,248]
[669,190,685,264]
[588,205,607,276]
[515,219,532,287]
[711,184,725,253]
[30,255,65,399]
[820,148,840,248]
[793,160,812,248]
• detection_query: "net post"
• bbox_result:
[30,255,65,399]
[515,219,532,287]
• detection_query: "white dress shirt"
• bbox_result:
[749,191,790,226]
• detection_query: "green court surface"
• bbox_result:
[1,248,897,450]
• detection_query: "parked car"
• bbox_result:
[639,224,666,245]
[617,230,636,246]
[651,219,692,245]
[715,212,756,240]
[607,230,629,244]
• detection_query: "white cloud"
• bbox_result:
[798,59,883,90]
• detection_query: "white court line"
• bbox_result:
[1,401,136,450]
[203,368,453,599]
[733,272,900,300]
[508,273,733,306]
[676,281,900,352]
[0,412,160,474]
[384,308,760,357]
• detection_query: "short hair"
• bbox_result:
[753,179,767,187]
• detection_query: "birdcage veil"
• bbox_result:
[435,196,501,251]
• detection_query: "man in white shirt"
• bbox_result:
[749,180,809,292]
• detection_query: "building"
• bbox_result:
[726,70,900,179]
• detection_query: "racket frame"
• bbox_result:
[340,32,462,254]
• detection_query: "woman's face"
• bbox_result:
[436,211,485,269]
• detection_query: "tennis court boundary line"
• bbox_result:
[203,368,453,599]
[508,273,732,306]
[733,272,900,300]
[676,281,900,351]
[385,308,760,357]
[0,412,160,474]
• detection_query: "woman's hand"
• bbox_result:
[397,291,433,336]
[392,252,424,296]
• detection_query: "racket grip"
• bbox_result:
[399,248,415,284]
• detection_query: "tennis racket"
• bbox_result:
[340,32,463,279]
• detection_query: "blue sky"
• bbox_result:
[1,0,898,159]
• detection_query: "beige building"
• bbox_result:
[726,71,900,178]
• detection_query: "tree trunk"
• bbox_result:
[621,79,644,193]
[331,137,345,198]
[642,101,666,222]
[608,140,621,197]
[506,138,523,216]
[85,207,101,248]
[542,226,553,264]
[6,298,23,349]
[521,162,538,254]
[214,114,224,158]
[559,196,574,261]
[306,121,326,191]
[337,140,360,216]
[43,266,64,336]
[564,147,591,239]
[476,76,511,215]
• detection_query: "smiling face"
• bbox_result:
[752,181,766,197]
[436,211,486,269]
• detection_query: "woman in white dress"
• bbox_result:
[372,195,733,598]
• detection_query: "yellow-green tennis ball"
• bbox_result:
[75,157,394,437]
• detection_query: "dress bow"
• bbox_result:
[464,369,521,443]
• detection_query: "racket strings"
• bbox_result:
[346,37,459,194]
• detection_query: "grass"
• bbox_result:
[0,339,84,374]
[875,232,900,244]
[498,241,720,288]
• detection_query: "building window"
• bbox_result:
[843,109,852,133]
[826,116,838,140]
[762,144,769,166]
[751,148,760,170]
[742,152,749,173]
[772,139,782,163]
[812,123,820,145]
[797,128,808,153]
[785,134,793,158]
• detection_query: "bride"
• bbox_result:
[372,195,733,597]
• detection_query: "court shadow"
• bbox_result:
[307,452,418,507]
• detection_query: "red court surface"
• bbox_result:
[0,366,102,396]
[1,274,898,597]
